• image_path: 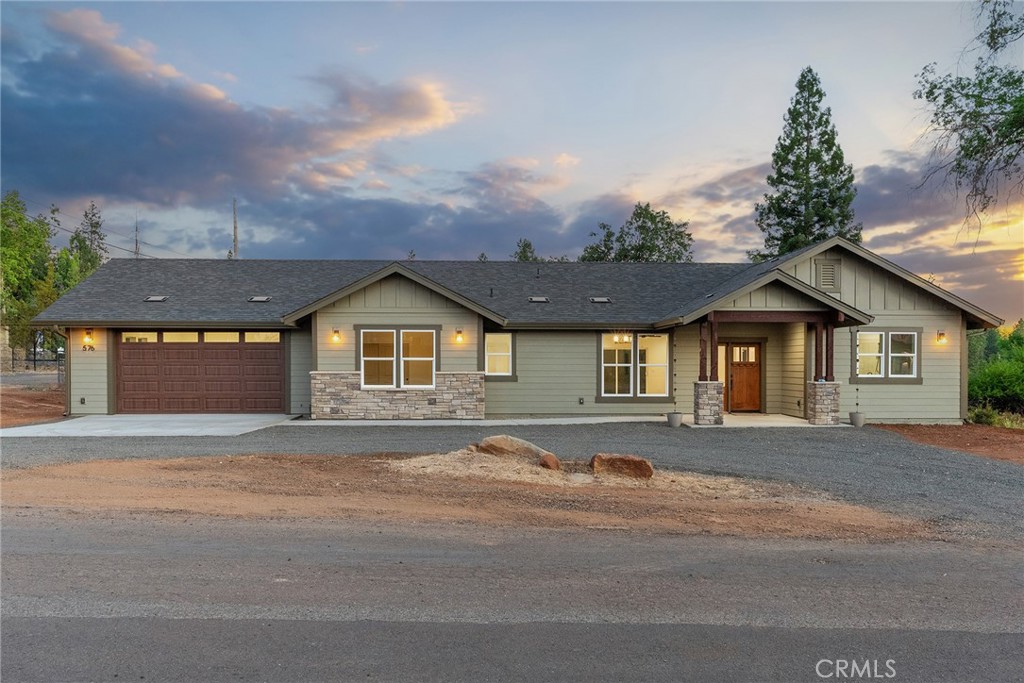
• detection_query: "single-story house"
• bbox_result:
[33,236,1002,424]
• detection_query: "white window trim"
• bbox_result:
[484,333,513,376]
[856,332,885,378]
[637,334,670,397]
[401,330,436,389]
[361,329,397,389]
[601,333,633,397]
[888,332,918,378]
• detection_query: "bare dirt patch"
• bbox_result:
[0,386,65,428]
[1,452,932,540]
[876,424,1024,465]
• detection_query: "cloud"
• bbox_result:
[1,9,467,207]
[554,152,581,168]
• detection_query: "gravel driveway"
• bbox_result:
[2,423,1021,539]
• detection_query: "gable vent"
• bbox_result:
[144,295,168,302]
[247,296,272,302]
[816,260,841,292]
[589,297,612,303]
[528,296,550,303]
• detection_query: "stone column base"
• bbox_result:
[806,381,841,425]
[693,381,724,425]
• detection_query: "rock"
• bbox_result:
[466,443,479,453]
[477,435,555,460]
[538,453,561,471]
[589,453,655,479]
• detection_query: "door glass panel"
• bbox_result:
[204,331,239,343]
[731,345,757,363]
[122,331,158,343]
[162,331,198,343]
[245,331,280,343]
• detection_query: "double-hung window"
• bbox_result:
[855,330,919,381]
[601,333,669,398]
[360,329,435,389]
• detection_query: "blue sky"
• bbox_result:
[2,1,1021,322]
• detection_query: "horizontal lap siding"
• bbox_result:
[484,331,675,417]
[780,322,805,418]
[68,327,109,414]
[289,324,312,414]
[315,275,479,373]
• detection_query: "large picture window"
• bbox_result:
[360,329,436,389]
[601,333,669,398]
[855,330,919,382]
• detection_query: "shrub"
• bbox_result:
[967,404,1000,425]
[969,346,1024,413]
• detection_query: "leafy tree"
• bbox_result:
[1,191,54,349]
[69,201,108,277]
[750,67,862,262]
[915,0,1024,223]
[579,202,693,262]
[511,238,544,262]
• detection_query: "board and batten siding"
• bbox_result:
[288,323,312,414]
[314,274,479,372]
[484,331,678,417]
[720,282,828,310]
[68,326,110,415]
[784,248,965,423]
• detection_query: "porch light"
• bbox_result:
[331,329,341,344]
[455,329,464,343]
[82,329,95,352]
[936,330,948,345]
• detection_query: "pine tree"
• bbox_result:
[751,67,862,262]
[70,201,108,277]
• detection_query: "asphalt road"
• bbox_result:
[3,513,1022,682]
[4,423,1022,538]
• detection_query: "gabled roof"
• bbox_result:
[32,238,1002,330]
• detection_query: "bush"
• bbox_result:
[969,345,1024,413]
[967,404,1000,425]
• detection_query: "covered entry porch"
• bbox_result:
[689,310,859,426]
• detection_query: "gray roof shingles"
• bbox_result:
[33,257,806,328]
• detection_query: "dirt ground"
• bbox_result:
[0,386,65,428]
[876,424,1024,465]
[1,451,933,540]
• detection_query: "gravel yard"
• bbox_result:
[3,423,1022,540]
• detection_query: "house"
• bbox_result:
[32,237,1002,424]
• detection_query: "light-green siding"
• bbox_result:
[288,323,312,414]
[314,274,479,373]
[68,326,110,415]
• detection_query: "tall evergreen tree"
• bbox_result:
[750,67,862,262]
[579,202,693,263]
[70,201,108,277]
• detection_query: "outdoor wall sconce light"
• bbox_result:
[331,329,341,344]
[936,330,948,345]
[455,329,464,344]
[82,329,95,352]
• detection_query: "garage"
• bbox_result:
[116,330,285,413]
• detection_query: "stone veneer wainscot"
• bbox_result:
[310,371,485,420]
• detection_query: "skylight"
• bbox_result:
[528,296,550,303]
[247,296,272,302]
[144,296,168,302]
[589,297,612,303]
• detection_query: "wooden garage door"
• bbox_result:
[117,331,285,413]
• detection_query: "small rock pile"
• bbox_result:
[467,435,654,479]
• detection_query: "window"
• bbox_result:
[362,330,396,387]
[485,333,512,376]
[162,331,199,343]
[637,334,669,396]
[601,333,634,396]
[204,331,239,343]
[360,329,436,389]
[855,330,919,381]
[245,331,280,343]
[122,331,158,343]
[401,331,435,388]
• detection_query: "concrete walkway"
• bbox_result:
[0,414,296,438]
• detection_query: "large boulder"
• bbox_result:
[477,435,555,460]
[538,453,561,471]
[589,453,654,479]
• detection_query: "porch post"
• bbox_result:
[825,323,835,382]
[813,322,824,381]
[709,312,719,382]
[698,321,708,382]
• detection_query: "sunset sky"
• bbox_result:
[2,2,1021,322]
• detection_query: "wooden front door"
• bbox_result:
[725,343,761,412]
